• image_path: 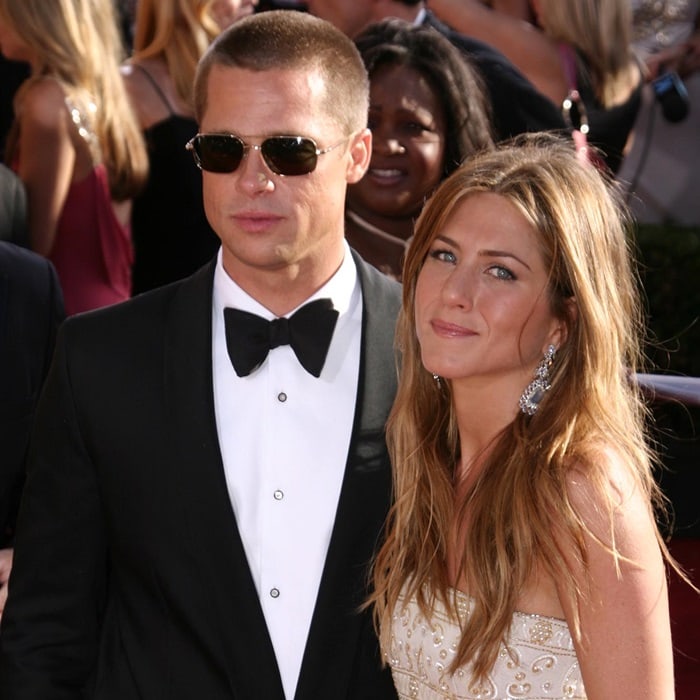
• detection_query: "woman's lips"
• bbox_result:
[366,167,406,186]
[430,319,477,338]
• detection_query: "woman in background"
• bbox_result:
[429,0,643,172]
[371,133,679,698]
[347,19,493,279]
[122,0,254,294]
[0,0,148,315]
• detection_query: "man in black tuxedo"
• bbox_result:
[0,12,399,700]
[307,0,566,141]
[0,242,64,616]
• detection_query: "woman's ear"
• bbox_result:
[547,296,577,351]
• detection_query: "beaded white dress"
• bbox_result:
[387,589,586,699]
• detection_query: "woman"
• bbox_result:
[122,0,255,293]
[346,19,493,279]
[0,0,148,315]
[371,133,680,698]
[429,0,643,172]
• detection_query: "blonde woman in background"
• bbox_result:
[371,133,680,699]
[428,0,643,172]
[123,0,257,294]
[0,0,148,315]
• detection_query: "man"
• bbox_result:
[0,242,64,618]
[0,12,399,700]
[307,0,567,141]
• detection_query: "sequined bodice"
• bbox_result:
[387,589,586,699]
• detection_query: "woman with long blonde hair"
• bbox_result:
[0,0,148,314]
[371,133,680,698]
[429,0,643,172]
[122,0,256,293]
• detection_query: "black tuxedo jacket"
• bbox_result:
[0,242,63,548]
[0,253,400,700]
[422,11,567,141]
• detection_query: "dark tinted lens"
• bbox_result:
[195,134,244,173]
[262,136,318,175]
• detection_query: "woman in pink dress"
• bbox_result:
[0,0,148,315]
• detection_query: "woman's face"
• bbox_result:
[414,192,564,395]
[210,0,258,30]
[347,61,447,222]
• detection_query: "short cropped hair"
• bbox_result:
[194,10,370,134]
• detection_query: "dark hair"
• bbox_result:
[354,18,493,175]
[194,10,369,134]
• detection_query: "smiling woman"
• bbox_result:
[345,18,494,279]
[368,132,689,699]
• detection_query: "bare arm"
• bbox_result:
[479,0,534,21]
[15,80,76,257]
[428,0,567,103]
[560,455,675,699]
[0,548,12,619]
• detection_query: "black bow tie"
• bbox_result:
[224,298,339,378]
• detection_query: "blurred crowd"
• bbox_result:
[1,0,697,315]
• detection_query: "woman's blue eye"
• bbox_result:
[487,265,516,281]
[429,248,456,264]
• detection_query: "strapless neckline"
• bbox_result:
[387,586,586,699]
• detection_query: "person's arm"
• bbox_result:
[0,549,12,619]
[428,0,566,103]
[15,79,76,257]
[559,452,674,699]
[0,323,106,699]
[479,0,534,22]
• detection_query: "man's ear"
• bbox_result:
[346,128,372,184]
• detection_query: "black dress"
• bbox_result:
[130,65,219,294]
[575,54,643,174]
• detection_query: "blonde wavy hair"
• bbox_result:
[131,0,220,109]
[370,133,674,684]
[538,0,639,107]
[0,0,148,200]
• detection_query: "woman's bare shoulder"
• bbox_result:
[15,77,68,129]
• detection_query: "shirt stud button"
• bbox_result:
[277,392,287,402]
[273,490,284,501]
[270,588,280,598]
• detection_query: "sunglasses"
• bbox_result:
[186,133,348,176]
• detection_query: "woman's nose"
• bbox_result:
[441,268,475,309]
[372,128,406,155]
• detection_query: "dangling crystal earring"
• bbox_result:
[433,373,442,389]
[519,345,556,415]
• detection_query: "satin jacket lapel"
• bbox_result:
[162,261,285,699]
[295,253,400,699]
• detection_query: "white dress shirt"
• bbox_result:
[212,244,362,700]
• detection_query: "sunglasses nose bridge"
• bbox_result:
[233,142,280,187]
[241,142,281,176]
